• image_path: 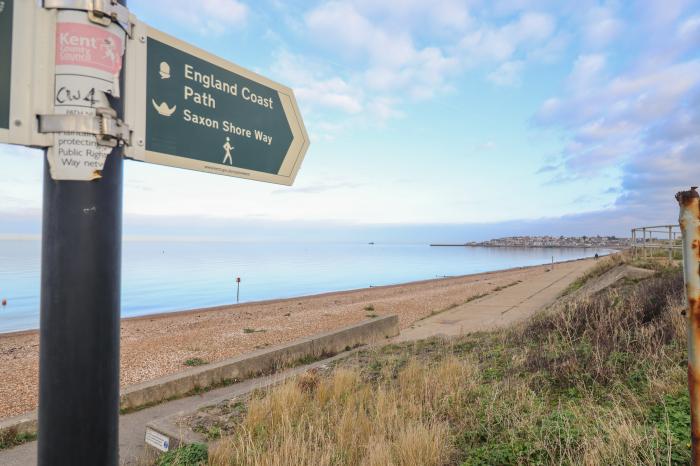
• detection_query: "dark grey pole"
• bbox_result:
[38,3,125,464]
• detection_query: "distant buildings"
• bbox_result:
[432,235,628,249]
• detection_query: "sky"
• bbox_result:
[1,0,699,242]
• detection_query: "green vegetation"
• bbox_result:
[492,280,521,292]
[0,429,36,451]
[242,328,266,334]
[562,252,626,295]
[634,247,683,261]
[365,313,378,318]
[184,358,207,367]
[204,256,689,465]
[364,305,375,311]
[156,443,208,466]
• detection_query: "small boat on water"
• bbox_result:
[368,242,375,245]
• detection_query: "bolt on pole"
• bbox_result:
[676,186,700,465]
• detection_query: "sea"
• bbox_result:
[0,240,611,334]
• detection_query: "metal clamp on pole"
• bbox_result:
[38,108,132,147]
[43,0,132,33]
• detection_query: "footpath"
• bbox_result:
[0,258,596,465]
[396,258,595,341]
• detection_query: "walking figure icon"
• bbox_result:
[223,137,234,165]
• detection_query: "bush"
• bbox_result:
[521,270,685,390]
[156,443,208,466]
[184,358,207,367]
[648,392,691,465]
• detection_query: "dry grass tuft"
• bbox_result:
[209,357,461,465]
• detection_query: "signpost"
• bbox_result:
[0,1,308,464]
[0,0,52,147]
[0,0,13,131]
[125,25,309,185]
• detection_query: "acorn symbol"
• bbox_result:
[159,61,170,79]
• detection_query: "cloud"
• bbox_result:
[351,0,472,31]
[460,12,556,62]
[678,14,700,48]
[679,14,700,36]
[300,2,562,126]
[364,47,459,99]
[536,59,700,129]
[567,54,606,91]
[476,141,497,151]
[582,6,622,48]
[534,7,700,218]
[271,51,363,115]
[305,2,459,100]
[641,0,694,30]
[487,60,525,86]
[153,0,248,35]
[367,97,405,122]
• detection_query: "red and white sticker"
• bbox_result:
[56,22,123,76]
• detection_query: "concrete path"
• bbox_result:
[395,258,595,341]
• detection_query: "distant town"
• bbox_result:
[431,235,629,249]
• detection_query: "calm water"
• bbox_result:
[0,240,610,334]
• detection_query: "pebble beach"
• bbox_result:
[0,261,564,418]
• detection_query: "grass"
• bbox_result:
[201,255,689,465]
[492,280,522,292]
[562,252,626,295]
[156,443,208,466]
[184,358,208,367]
[0,429,37,451]
[364,305,375,311]
[243,328,266,334]
[635,247,683,261]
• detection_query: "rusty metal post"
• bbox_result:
[677,186,700,465]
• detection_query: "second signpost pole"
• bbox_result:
[37,2,126,464]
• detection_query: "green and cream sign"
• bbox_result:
[125,26,309,185]
[0,0,13,131]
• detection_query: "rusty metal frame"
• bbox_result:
[631,224,682,260]
[677,186,700,465]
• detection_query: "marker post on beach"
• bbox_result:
[236,277,241,303]
[0,1,307,463]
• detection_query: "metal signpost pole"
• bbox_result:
[676,186,700,465]
[38,1,126,464]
